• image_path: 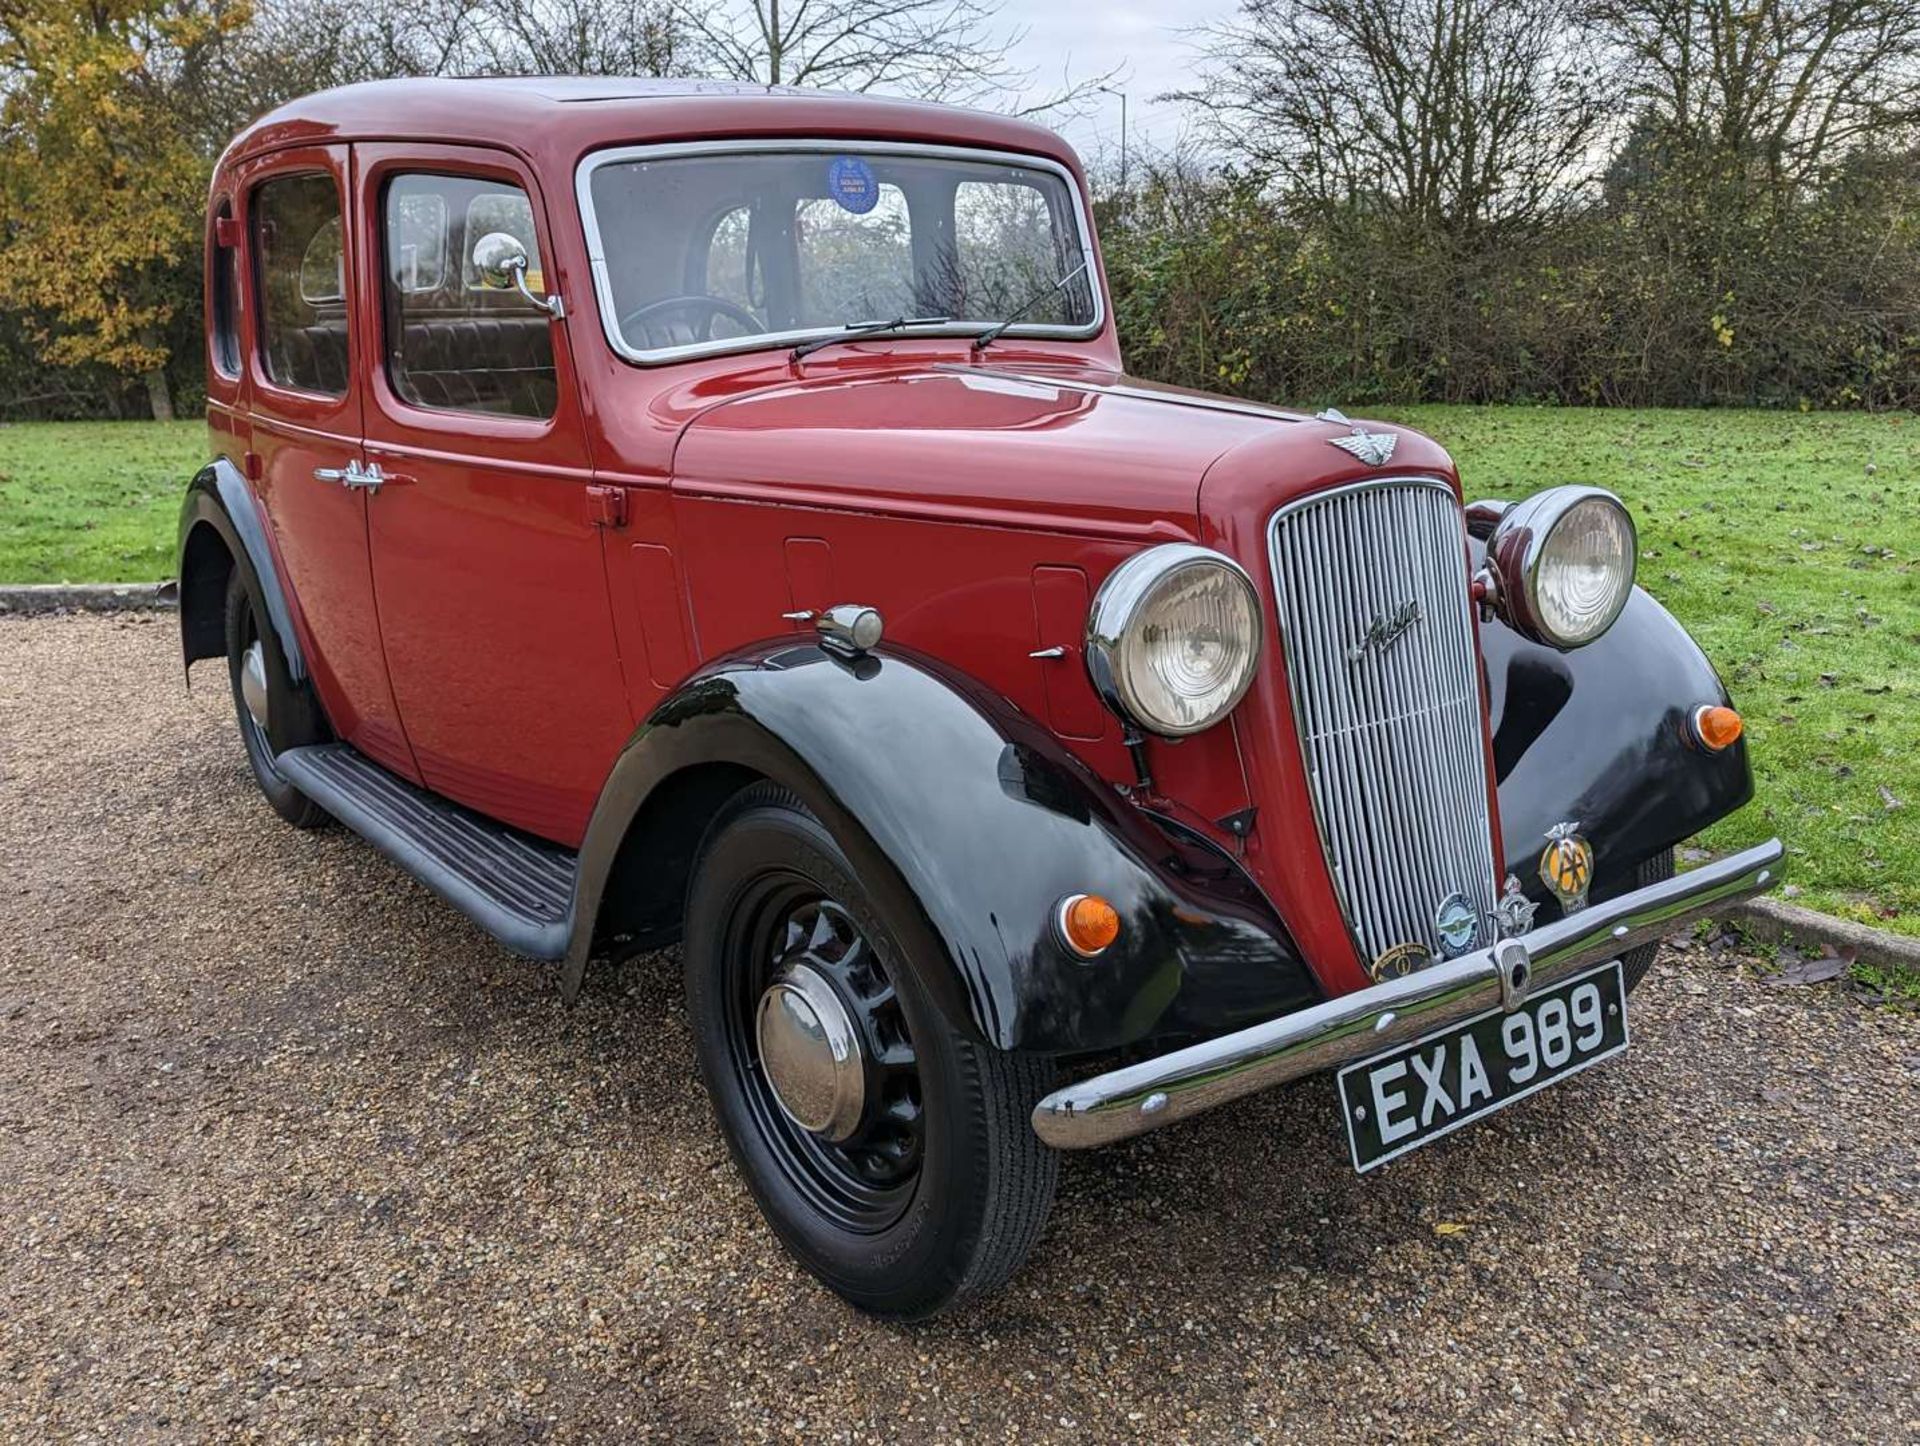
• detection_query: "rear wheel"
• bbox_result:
[684,783,1057,1319]
[1620,847,1675,992]
[223,572,327,829]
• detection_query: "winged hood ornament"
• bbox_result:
[1317,407,1398,466]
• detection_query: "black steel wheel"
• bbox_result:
[684,782,1057,1319]
[722,890,925,1232]
[223,571,327,829]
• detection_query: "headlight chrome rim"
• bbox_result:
[1486,485,1637,649]
[1086,544,1263,738]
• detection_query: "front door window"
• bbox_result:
[381,173,557,419]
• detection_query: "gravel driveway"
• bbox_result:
[2,613,1916,1443]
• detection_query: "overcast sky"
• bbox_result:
[998,0,1240,164]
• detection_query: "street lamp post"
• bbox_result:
[1098,86,1128,200]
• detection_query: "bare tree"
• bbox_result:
[188,0,1095,143]
[1182,0,1609,234]
[1589,0,1920,186]
[182,0,483,144]
[471,0,689,77]
[182,0,690,146]
[676,0,1028,100]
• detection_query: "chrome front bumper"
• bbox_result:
[1031,839,1785,1149]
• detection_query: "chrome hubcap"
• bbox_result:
[240,640,270,733]
[755,963,866,1143]
[727,892,923,1230]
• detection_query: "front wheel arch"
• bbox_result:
[569,726,978,1040]
[563,644,1317,1057]
[584,759,767,960]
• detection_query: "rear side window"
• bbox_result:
[209,201,241,378]
[253,174,349,397]
[381,173,556,419]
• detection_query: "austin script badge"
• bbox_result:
[1348,598,1423,662]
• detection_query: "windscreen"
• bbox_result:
[584,147,1098,358]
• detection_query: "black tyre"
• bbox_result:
[1620,847,1675,992]
[684,783,1057,1319]
[223,571,328,829]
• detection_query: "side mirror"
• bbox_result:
[470,231,564,319]
[471,231,527,289]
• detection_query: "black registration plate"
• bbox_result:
[1338,960,1629,1173]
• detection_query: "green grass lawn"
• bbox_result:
[0,420,204,584]
[1,409,1914,943]
[1386,406,1918,943]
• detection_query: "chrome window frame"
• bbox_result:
[573,138,1105,367]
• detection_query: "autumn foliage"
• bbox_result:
[0,1,250,420]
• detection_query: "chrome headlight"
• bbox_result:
[1086,544,1262,737]
[1485,486,1637,649]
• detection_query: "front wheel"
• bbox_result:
[684,783,1057,1319]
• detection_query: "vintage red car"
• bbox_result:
[179,77,1783,1317]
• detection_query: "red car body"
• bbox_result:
[179,78,1780,1317]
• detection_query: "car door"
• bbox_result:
[240,145,417,781]
[353,144,632,847]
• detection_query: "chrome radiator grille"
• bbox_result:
[1267,478,1500,970]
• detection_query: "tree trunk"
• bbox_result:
[143,366,174,422]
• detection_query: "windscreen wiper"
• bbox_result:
[970,261,1091,352]
[791,314,951,363]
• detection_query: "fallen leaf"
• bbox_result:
[1433,1222,1470,1237]
[1767,954,1848,986]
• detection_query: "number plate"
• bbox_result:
[1338,960,1629,1173]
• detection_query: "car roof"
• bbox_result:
[221,77,1084,180]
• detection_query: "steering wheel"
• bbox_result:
[619,294,763,350]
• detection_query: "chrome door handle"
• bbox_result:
[312,461,393,492]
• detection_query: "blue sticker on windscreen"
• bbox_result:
[826,155,879,214]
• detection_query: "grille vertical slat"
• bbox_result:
[1269,479,1499,970]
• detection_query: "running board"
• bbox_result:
[275,744,576,960]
